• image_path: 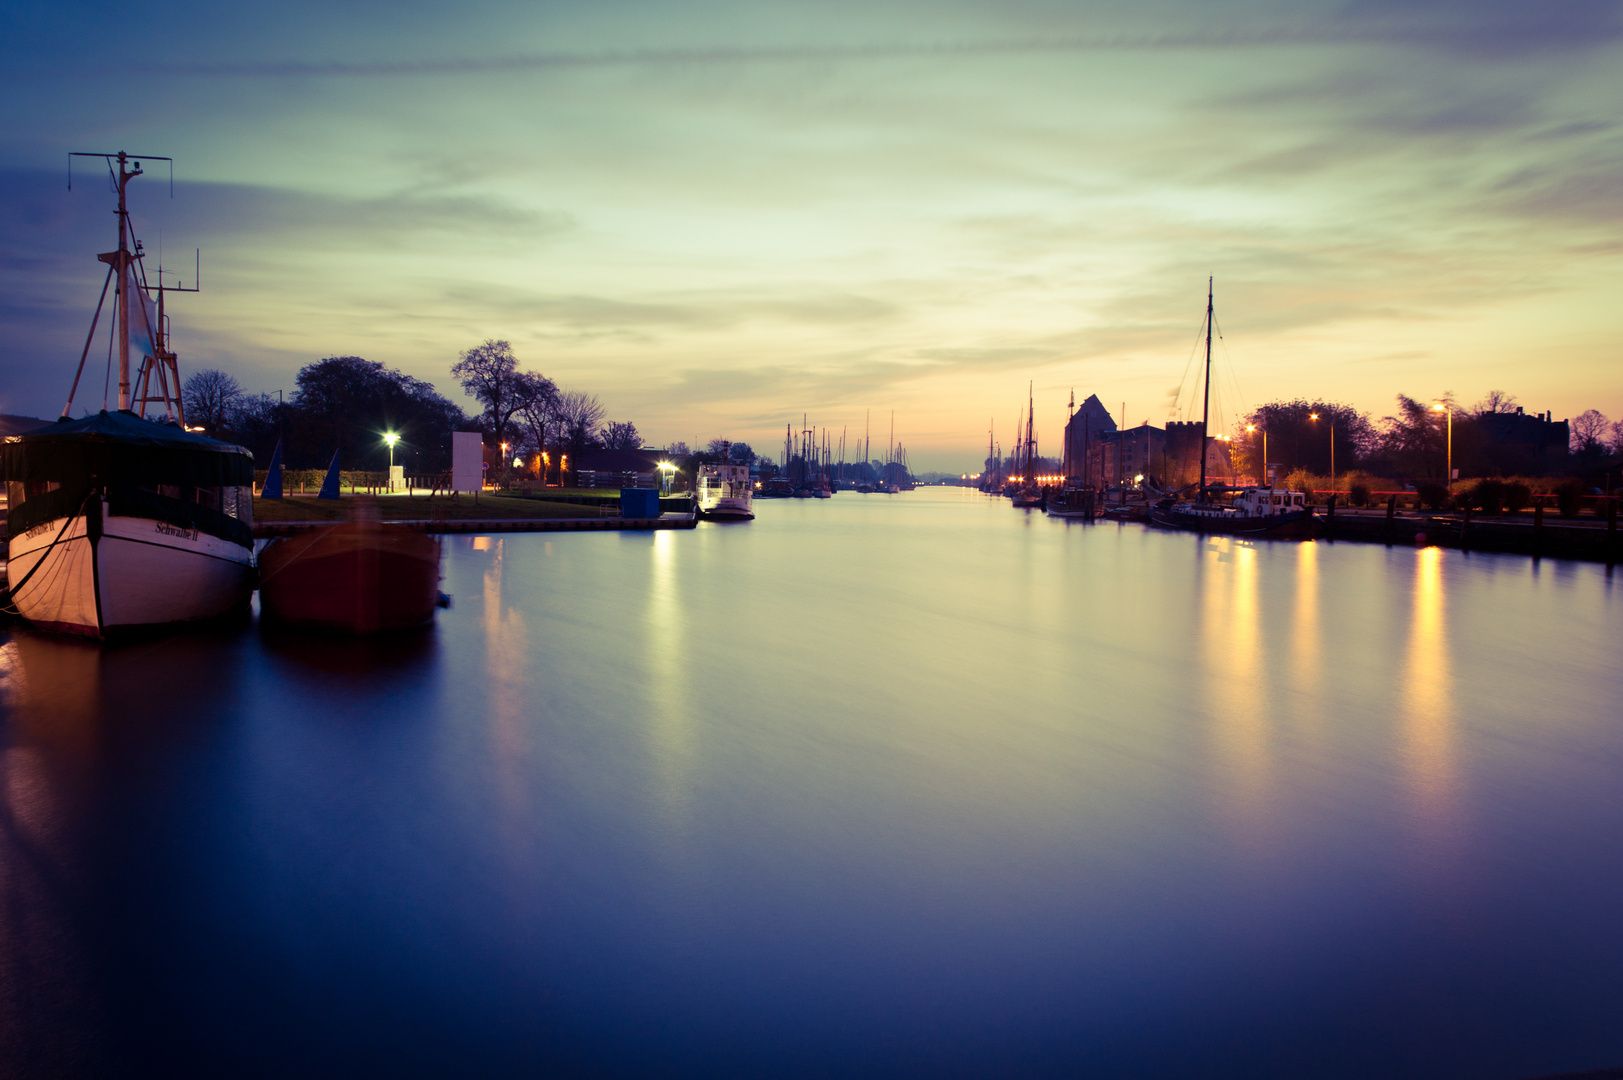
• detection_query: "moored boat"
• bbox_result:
[1150,487,1317,537]
[696,444,755,520]
[257,510,443,633]
[2,152,256,637]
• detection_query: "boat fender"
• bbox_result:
[436,591,453,609]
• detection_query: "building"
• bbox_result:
[573,448,662,489]
[1062,395,1117,484]
[1475,408,1570,476]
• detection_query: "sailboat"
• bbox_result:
[1046,391,1096,518]
[1148,280,1317,538]
[2,152,256,636]
[1011,385,1043,507]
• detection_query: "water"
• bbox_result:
[3,490,1620,1078]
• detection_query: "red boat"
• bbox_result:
[257,518,442,633]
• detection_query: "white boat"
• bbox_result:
[696,444,755,521]
[2,152,255,637]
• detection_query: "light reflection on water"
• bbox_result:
[2,489,1621,1079]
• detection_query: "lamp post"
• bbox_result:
[1247,424,1267,485]
[1310,412,1334,490]
[383,432,398,492]
[1432,402,1452,486]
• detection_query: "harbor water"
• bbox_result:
[2,490,1620,1078]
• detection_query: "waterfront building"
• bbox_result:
[574,448,662,489]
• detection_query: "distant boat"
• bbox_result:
[258,509,443,633]
[2,152,255,637]
[696,444,755,520]
[1150,486,1316,537]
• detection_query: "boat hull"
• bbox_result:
[258,522,441,633]
[6,501,255,637]
[700,498,755,521]
[1149,505,1318,538]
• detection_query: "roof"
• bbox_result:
[0,414,48,437]
[5,409,251,456]
[575,447,663,472]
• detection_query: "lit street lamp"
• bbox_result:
[1247,423,1267,485]
[1309,412,1334,490]
[383,431,398,467]
[1432,402,1452,484]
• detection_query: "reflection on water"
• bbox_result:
[2,491,1621,1079]
[1401,546,1457,843]
[1202,538,1271,838]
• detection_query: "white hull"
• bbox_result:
[703,497,755,520]
[7,500,255,636]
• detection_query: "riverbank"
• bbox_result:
[1315,505,1620,562]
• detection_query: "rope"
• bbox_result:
[2,493,94,616]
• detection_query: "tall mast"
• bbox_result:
[1199,276,1213,495]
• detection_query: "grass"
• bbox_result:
[252,494,603,522]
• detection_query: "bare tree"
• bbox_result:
[601,421,641,450]
[1473,389,1519,417]
[512,371,560,482]
[452,340,525,483]
[1610,419,1623,455]
[1571,409,1610,453]
[182,369,243,433]
[553,389,606,479]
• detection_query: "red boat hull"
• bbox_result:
[258,522,441,633]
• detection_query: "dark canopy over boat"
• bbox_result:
[3,409,255,548]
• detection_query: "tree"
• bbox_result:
[1610,420,1623,455]
[1571,409,1609,453]
[665,441,691,459]
[182,369,243,433]
[1374,394,1451,478]
[292,356,468,471]
[452,340,524,483]
[1236,399,1378,481]
[730,442,755,464]
[553,389,606,480]
[601,421,641,450]
[1473,389,1519,417]
[512,371,560,484]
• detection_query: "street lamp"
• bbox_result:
[1432,403,1452,485]
[1247,423,1268,486]
[383,431,398,466]
[1309,412,1334,490]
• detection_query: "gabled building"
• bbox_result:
[1475,408,1570,476]
[1062,395,1117,484]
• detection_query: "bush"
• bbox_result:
[1504,482,1532,514]
[1348,482,1370,507]
[1415,480,1449,510]
[1554,478,1585,518]
[1470,478,1505,515]
[1284,470,1321,503]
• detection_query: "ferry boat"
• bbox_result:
[2,152,255,636]
[696,444,755,520]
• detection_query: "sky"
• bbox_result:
[1,0,1619,470]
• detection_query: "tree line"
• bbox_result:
[1232,390,1622,482]
[181,340,643,483]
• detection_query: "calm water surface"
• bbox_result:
[2,490,1620,1078]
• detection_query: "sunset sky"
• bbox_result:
[2,0,1619,469]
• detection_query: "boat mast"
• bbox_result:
[1199,276,1213,495]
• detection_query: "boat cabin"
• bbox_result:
[1233,487,1308,516]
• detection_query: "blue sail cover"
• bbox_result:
[317,449,342,499]
[262,437,284,499]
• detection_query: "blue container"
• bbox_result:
[621,488,660,519]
